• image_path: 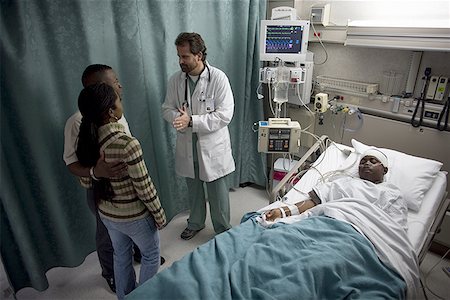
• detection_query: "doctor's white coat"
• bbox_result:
[162,62,235,182]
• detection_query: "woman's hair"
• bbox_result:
[175,32,207,61]
[76,83,117,201]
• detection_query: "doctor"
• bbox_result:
[162,32,235,240]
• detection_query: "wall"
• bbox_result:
[266,0,450,247]
[294,0,450,27]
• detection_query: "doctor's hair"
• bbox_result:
[76,83,116,201]
[175,32,207,62]
[81,64,113,87]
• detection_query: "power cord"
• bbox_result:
[421,248,450,300]
[436,97,449,131]
[309,6,328,65]
[412,67,431,128]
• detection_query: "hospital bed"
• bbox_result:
[127,136,449,300]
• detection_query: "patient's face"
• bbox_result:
[358,155,387,184]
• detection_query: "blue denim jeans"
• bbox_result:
[101,215,160,300]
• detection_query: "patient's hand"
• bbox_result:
[265,208,282,221]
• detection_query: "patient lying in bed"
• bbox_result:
[261,148,420,297]
[127,148,421,300]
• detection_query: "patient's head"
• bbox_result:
[358,148,388,184]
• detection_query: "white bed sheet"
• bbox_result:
[262,142,447,255]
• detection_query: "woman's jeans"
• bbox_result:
[101,215,160,300]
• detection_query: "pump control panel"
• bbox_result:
[258,118,301,153]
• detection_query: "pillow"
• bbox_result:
[343,139,443,211]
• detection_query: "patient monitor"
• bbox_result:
[258,118,301,153]
[256,9,311,154]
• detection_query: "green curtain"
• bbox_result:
[0,0,266,293]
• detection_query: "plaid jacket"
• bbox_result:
[80,122,166,228]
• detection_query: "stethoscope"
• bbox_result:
[184,64,211,108]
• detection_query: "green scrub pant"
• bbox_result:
[186,134,232,234]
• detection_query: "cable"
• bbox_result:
[422,249,450,299]
[412,67,431,127]
[295,84,315,132]
[309,6,329,65]
[267,81,275,116]
[411,98,425,128]
[256,82,263,100]
[436,97,449,131]
[262,152,271,199]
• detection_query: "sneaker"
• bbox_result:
[105,277,116,293]
[180,228,201,240]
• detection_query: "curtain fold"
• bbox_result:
[0,0,266,292]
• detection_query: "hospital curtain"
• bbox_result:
[0,0,266,293]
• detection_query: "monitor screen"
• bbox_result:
[259,20,310,62]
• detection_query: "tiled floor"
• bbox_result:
[1,185,449,299]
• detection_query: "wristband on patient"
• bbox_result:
[287,204,299,216]
[279,207,286,218]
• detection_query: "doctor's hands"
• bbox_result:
[173,105,190,131]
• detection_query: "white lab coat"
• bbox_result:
[162,62,235,182]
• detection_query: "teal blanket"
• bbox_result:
[127,215,406,300]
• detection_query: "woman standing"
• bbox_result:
[76,83,166,299]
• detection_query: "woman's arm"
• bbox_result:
[124,138,167,229]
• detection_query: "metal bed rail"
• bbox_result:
[270,135,329,203]
[418,193,449,263]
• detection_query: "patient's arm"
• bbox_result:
[264,199,317,221]
[265,190,322,221]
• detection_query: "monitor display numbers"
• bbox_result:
[265,25,303,54]
[259,20,310,62]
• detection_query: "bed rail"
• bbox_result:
[419,193,449,263]
[270,135,329,203]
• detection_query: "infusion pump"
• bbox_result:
[258,118,301,153]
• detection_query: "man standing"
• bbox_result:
[63,64,156,292]
[162,32,235,240]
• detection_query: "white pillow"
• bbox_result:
[347,139,443,211]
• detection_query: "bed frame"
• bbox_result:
[270,135,330,203]
[419,195,449,262]
[271,135,449,264]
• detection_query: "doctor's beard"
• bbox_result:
[180,64,192,73]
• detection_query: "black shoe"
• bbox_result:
[105,277,116,293]
[180,228,201,240]
[160,256,165,266]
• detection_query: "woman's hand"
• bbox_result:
[156,221,167,230]
[265,208,282,221]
